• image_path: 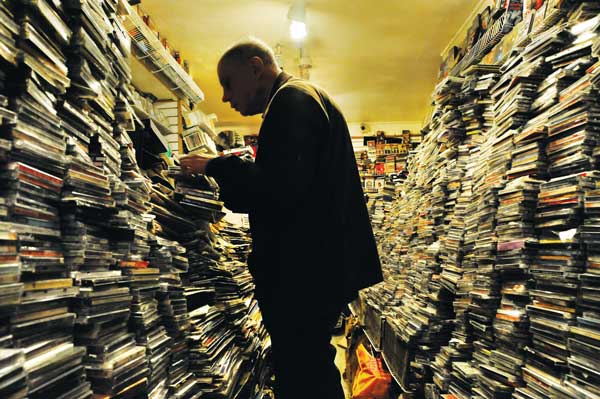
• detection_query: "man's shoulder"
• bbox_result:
[266,79,330,122]
[273,79,325,107]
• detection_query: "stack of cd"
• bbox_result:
[509,113,549,180]
[63,140,115,210]
[491,74,541,139]
[171,169,225,224]
[23,341,88,399]
[440,146,469,295]
[481,178,540,395]
[72,271,149,397]
[523,172,599,395]
[431,341,472,394]
[188,304,246,397]
[448,361,480,399]
[72,271,130,327]
[0,222,21,338]
[62,0,125,177]
[432,148,469,392]
[450,149,477,347]
[0,349,27,399]
[0,159,87,399]
[12,0,71,95]
[530,67,579,116]
[562,311,600,397]
[0,63,87,394]
[60,141,117,274]
[546,177,600,397]
[583,179,600,280]
[544,15,598,73]
[433,76,465,143]
[245,298,271,395]
[1,143,66,286]
[0,2,18,75]
[57,98,95,153]
[468,126,503,399]
[122,263,170,399]
[146,183,195,391]
[110,135,152,264]
[545,75,600,178]
[157,280,190,384]
[456,69,501,363]
[469,134,501,371]
[61,206,115,272]
[459,66,500,140]
[383,100,457,394]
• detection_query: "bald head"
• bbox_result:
[217,38,281,116]
[219,37,279,70]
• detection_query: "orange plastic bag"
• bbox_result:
[351,343,391,399]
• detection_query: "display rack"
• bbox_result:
[450,11,517,76]
[120,0,205,105]
[348,306,409,393]
[381,350,409,393]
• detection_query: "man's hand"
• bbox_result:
[179,153,218,176]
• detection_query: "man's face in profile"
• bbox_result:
[218,58,263,117]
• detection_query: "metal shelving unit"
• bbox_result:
[120,0,205,105]
[450,11,518,76]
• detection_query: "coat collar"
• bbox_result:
[262,71,294,118]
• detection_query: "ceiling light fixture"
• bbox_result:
[287,0,307,42]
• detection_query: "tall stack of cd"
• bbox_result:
[148,234,191,398]
[390,78,470,395]
[0,18,20,350]
[63,0,123,178]
[0,1,95,398]
[122,262,169,399]
[148,183,194,392]
[468,97,505,399]
[173,172,227,394]
[114,136,171,399]
[558,174,600,398]
[483,177,540,396]
[523,172,597,396]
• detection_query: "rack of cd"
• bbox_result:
[450,9,518,76]
[118,0,204,106]
[367,2,600,398]
[0,1,269,398]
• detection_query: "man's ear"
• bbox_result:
[248,56,265,78]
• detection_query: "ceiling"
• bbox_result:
[137,0,480,129]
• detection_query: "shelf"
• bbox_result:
[450,10,518,76]
[119,0,205,105]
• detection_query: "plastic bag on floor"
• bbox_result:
[351,343,391,399]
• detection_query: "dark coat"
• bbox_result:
[206,72,382,311]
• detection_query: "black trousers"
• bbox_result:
[259,300,346,399]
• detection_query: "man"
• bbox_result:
[180,38,382,399]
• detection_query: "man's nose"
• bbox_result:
[222,91,230,103]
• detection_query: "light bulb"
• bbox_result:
[290,20,307,41]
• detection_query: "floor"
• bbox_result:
[332,334,352,399]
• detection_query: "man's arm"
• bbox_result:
[205,86,328,216]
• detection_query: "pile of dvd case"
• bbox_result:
[363,4,600,399]
[0,1,271,398]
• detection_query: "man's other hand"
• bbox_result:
[179,153,218,175]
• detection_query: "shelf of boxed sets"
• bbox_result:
[118,0,204,105]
